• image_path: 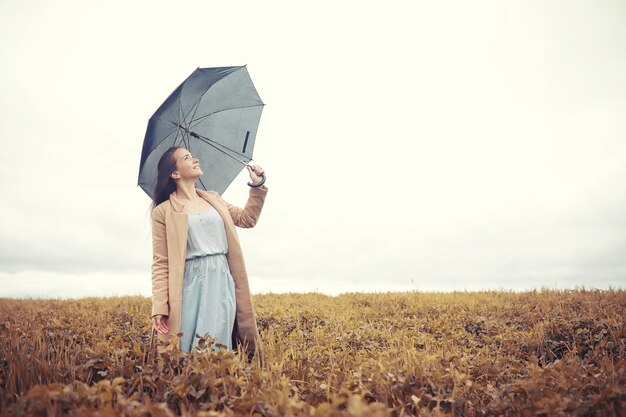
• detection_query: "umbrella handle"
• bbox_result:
[247,172,266,188]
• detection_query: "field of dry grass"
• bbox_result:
[0,289,624,416]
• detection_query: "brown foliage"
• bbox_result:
[0,289,624,416]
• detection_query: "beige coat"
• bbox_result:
[150,185,268,356]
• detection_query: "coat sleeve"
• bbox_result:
[219,185,268,228]
[151,206,170,317]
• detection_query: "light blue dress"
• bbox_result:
[179,207,237,353]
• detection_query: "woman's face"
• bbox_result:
[171,148,202,181]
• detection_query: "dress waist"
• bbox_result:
[185,251,228,261]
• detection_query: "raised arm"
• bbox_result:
[151,206,170,317]
[219,185,268,228]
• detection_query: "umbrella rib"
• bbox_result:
[155,117,189,150]
[193,132,251,162]
[178,94,187,132]
[194,134,251,166]
[197,176,208,191]
[138,123,182,183]
[144,120,181,150]
[178,93,197,146]
[180,66,249,126]
[186,96,204,134]
[150,109,257,167]
[181,77,220,125]
[173,126,184,148]
[155,118,252,161]
[187,104,264,157]
[189,104,264,126]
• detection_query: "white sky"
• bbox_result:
[0,0,624,298]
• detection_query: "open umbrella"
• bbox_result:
[138,65,265,197]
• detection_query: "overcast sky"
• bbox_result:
[0,0,624,298]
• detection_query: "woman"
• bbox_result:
[149,146,268,360]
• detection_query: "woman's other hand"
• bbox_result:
[152,314,170,334]
[246,165,265,184]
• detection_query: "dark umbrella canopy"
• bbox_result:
[138,65,264,197]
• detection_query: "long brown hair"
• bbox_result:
[151,146,181,209]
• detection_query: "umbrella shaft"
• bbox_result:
[187,130,251,167]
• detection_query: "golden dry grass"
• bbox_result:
[0,289,624,416]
